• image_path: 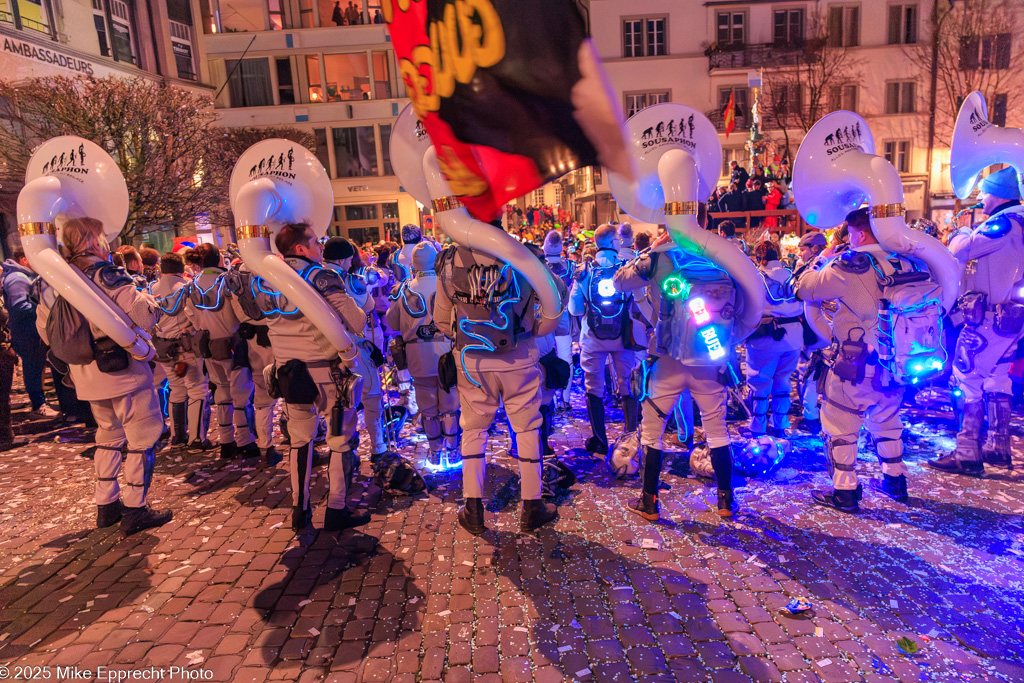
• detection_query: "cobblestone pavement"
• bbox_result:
[2,380,1024,682]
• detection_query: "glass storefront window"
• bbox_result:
[220,0,265,32]
[333,126,378,177]
[323,53,370,101]
[306,55,322,102]
[371,51,393,98]
[345,204,378,220]
[379,123,393,176]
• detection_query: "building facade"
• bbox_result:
[571,0,1024,231]
[197,0,421,245]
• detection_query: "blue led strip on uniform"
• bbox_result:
[252,277,297,316]
[758,271,797,305]
[155,286,188,316]
[457,264,521,388]
[400,282,428,318]
[192,274,226,311]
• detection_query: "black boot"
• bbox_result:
[323,506,371,531]
[585,393,608,456]
[929,401,985,476]
[220,441,237,460]
[641,446,664,497]
[622,395,639,433]
[187,439,213,453]
[540,405,554,456]
[237,442,261,460]
[709,445,735,517]
[869,474,908,502]
[811,488,859,513]
[458,498,486,535]
[982,393,1013,468]
[627,493,659,521]
[120,506,173,537]
[292,506,311,530]
[520,499,558,533]
[96,500,124,528]
[927,454,984,476]
[170,403,188,446]
[262,446,283,467]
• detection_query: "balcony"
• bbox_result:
[705,108,750,133]
[707,41,812,71]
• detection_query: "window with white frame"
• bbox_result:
[959,33,1012,70]
[887,4,917,45]
[884,140,910,173]
[624,90,669,118]
[716,10,745,46]
[773,8,804,45]
[93,0,137,63]
[885,81,916,113]
[827,5,860,47]
[829,84,858,112]
[722,148,749,179]
[622,17,667,57]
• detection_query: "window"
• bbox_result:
[772,84,802,116]
[345,204,377,220]
[173,42,196,80]
[16,0,50,33]
[372,51,394,99]
[333,126,378,177]
[884,140,910,173]
[268,0,283,29]
[379,123,393,175]
[276,58,295,105]
[887,4,917,45]
[220,0,266,32]
[992,93,1008,127]
[959,33,1012,70]
[722,149,749,178]
[624,90,669,118]
[773,9,804,46]
[717,11,745,46]
[93,0,137,63]
[321,0,364,26]
[94,14,109,55]
[306,55,322,102]
[622,17,666,57]
[321,53,371,101]
[314,128,330,174]
[827,5,860,47]
[299,0,313,27]
[829,84,858,112]
[226,58,273,107]
[885,81,915,113]
[719,87,748,129]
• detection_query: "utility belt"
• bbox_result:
[824,337,890,388]
[152,335,189,363]
[958,291,1024,335]
[237,322,272,348]
[751,315,803,341]
[267,358,363,437]
[193,330,237,361]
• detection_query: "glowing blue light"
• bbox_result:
[952,388,963,397]
[423,451,462,472]
[700,326,726,360]
[597,278,616,298]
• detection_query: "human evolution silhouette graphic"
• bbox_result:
[249,148,296,178]
[823,121,863,148]
[41,143,87,174]
[641,115,696,141]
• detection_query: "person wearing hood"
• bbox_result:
[542,230,576,406]
[929,167,1024,475]
[569,224,639,456]
[386,241,460,468]
[745,241,803,437]
[1,249,60,418]
[184,243,258,461]
[35,217,171,536]
[150,251,212,452]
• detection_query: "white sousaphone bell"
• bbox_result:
[607,102,765,339]
[389,104,564,337]
[229,139,357,363]
[792,111,959,314]
[951,90,1024,201]
[17,136,155,361]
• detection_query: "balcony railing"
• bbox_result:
[705,108,750,133]
[707,41,812,70]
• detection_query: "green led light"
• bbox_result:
[662,276,690,299]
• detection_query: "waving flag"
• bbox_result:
[385,0,633,221]
[724,90,736,139]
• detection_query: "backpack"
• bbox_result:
[867,254,945,385]
[46,295,95,366]
[585,261,631,341]
[655,255,737,366]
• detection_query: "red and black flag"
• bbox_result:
[385,0,633,221]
